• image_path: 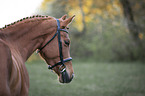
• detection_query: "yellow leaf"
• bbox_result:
[68,9,83,32]
[85,0,93,7]
[85,16,91,22]
[96,8,102,15]
[139,33,143,40]
[83,6,89,14]
[40,0,53,10]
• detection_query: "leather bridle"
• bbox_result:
[37,19,72,72]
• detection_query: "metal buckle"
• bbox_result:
[59,64,66,73]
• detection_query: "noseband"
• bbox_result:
[37,19,72,72]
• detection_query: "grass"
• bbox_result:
[26,61,145,96]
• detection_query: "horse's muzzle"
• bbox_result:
[59,71,74,83]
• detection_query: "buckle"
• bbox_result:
[59,64,66,73]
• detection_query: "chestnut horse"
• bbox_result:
[0,15,75,96]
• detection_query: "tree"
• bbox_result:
[119,0,139,40]
[37,0,145,62]
[119,0,145,61]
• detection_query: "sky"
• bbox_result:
[0,0,43,28]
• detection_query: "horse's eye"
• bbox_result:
[64,40,70,46]
[66,27,69,30]
[62,26,65,29]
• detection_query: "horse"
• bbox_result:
[0,14,75,96]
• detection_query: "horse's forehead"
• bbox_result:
[61,32,70,39]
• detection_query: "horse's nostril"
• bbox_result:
[60,71,74,83]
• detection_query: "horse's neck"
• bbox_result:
[0,17,56,61]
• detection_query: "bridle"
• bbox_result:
[37,19,72,72]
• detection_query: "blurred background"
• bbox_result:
[29,0,145,62]
[0,0,145,62]
[0,0,145,96]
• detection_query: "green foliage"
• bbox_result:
[26,61,145,96]
[33,0,145,62]
[70,16,134,62]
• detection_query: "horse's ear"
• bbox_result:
[63,15,75,26]
[61,14,67,20]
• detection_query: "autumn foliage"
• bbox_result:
[35,0,145,62]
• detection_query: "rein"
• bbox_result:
[37,19,72,72]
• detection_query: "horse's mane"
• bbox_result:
[0,15,54,30]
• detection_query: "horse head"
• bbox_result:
[39,15,75,83]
